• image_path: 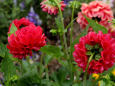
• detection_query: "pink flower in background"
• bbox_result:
[96,0,114,8]
[40,0,66,15]
[73,31,115,74]
[77,1,113,29]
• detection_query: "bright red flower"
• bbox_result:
[7,23,46,59]
[40,0,66,15]
[73,31,115,74]
[9,18,33,32]
[77,1,113,29]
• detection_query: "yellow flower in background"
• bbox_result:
[112,69,115,76]
[92,73,100,80]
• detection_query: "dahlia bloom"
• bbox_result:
[77,1,113,29]
[96,0,114,8]
[40,0,66,15]
[9,18,33,32]
[7,20,46,59]
[73,31,115,74]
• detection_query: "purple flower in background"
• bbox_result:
[20,1,25,11]
[0,84,2,86]
[63,0,73,4]
[26,7,42,25]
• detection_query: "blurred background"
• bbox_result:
[0,0,114,44]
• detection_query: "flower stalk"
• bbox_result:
[54,0,69,58]
[83,53,94,86]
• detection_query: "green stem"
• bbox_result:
[40,53,44,79]
[54,0,69,58]
[65,17,77,30]
[83,53,94,86]
[70,0,75,48]
[69,1,75,81]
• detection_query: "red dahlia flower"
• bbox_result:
[73,31,115,74]
[7,23,46,59]
[9,18,33,32]
[40,0,66,15]
[77,1,113,29]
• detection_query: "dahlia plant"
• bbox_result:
[0,0,115,86]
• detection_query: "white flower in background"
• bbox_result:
[96,0,114,7]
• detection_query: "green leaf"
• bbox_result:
[0,43,7,57]
[8,23,17,37]
[85,16,108,34]
[1,57,16,81]
[40,45,64,58]
[50,29,57,35]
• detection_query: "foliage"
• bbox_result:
[0,0,115,86]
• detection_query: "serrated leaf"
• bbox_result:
[8,23,17,37]
[40,45,64,58]
[85,16,108,34]
[1,57,16,81]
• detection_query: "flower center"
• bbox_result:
[85,44,103,61]
[92,17,101,22]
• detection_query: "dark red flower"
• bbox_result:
[9,18,33,32]
[73,31,115,74]
[7,23,46,59]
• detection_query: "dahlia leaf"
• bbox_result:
[1,56,16,81]
[40,45,64,58]
[85,16,108,34]
[8,23,17,37]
